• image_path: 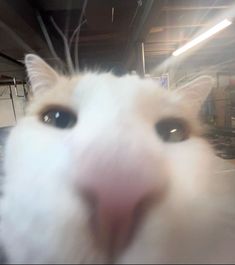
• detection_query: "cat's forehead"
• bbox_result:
[28,72,174,115]
[72,72,169,106]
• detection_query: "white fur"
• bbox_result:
[1,60,235,264]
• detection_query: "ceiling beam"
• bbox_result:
[0,0,50,57]
[0,61,25,80]
[125,0,165,70]
[146,29,234,44]
[0,52,24,67]
[162,5,231,11]
[149,24,208,33]
[73,32,126,43]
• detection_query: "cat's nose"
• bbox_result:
[81,176,163,256]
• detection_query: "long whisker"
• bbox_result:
[69,19,87,48]
[50,16,74,74]
[74,0,88,71]
[36,12,65,70]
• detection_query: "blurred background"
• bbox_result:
[0,0,235,160]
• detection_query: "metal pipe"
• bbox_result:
[9,85,17,122]
[136,42,146,76]
[13,77,18,97]
[22,82,28,101]
[141,42,146,76]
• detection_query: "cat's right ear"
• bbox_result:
[25,54,59,95]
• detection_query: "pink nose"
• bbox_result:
[80,170,163,255]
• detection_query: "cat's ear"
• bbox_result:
[25,54,59,94]
[175,76,215,112]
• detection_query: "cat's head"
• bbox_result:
[2,54,215,263]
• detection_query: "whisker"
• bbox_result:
[50,16,75,74]
[69,19,87,48]
[74,0,88,71]
[36,12,65,70]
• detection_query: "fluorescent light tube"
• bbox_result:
[172,19,232,56]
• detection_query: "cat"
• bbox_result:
[1,54,235,264]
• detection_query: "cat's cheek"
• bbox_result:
[117,140,215,264]
[2,120,101,263]
[4,118,72,184]
[161,137,214,200]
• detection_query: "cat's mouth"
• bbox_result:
[88,207,137,261]
[87,192,162,262]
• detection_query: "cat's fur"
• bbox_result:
[1,54,235,264]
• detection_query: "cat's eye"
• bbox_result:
[40,107,77,129]
[155,118,189,142]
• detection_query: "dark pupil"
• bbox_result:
[156,119,188,142]
[43,110,76,129]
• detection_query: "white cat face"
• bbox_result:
[1,55,218,264]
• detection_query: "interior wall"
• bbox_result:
[0,84,26,128]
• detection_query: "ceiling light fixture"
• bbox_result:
[172,19,232,56]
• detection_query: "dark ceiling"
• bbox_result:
[0,0,235,82]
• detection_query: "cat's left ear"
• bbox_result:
[25,54,59,95]
[175,76,215,112]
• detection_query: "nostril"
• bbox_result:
[80,189,99,232]
[80,189,97,212]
